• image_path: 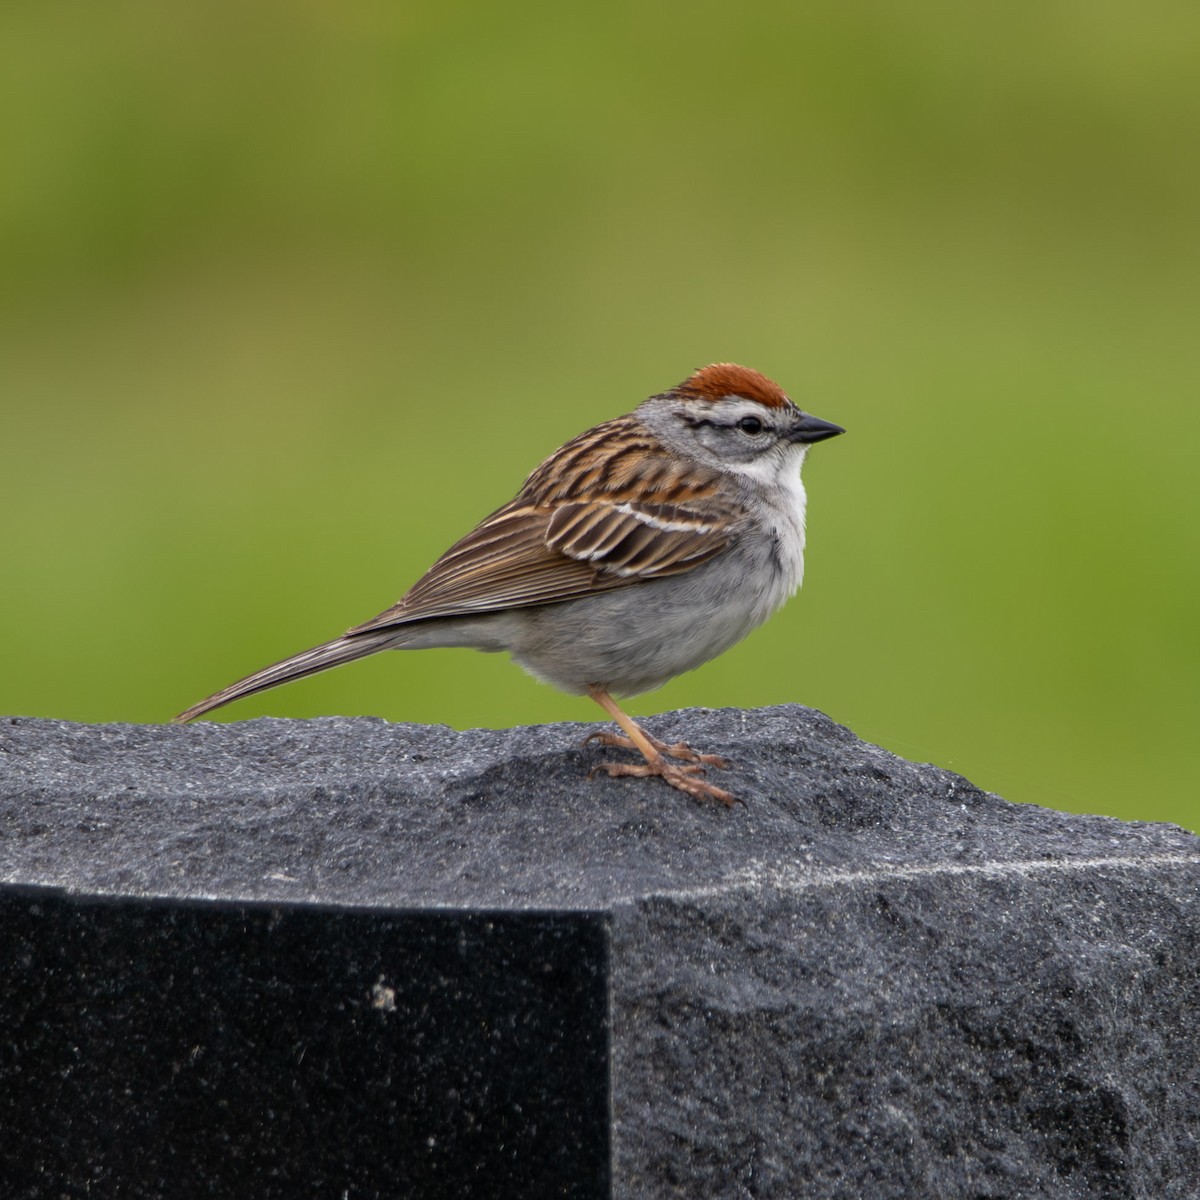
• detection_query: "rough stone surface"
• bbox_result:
[1,706,1198,1198]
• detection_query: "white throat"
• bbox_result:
[731,446,810,594]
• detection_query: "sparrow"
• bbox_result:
[175,363,844,805]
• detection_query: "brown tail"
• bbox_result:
[174,630,399,723]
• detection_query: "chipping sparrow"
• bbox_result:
[176,363,844,805]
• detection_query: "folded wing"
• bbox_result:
[347,417,743,635]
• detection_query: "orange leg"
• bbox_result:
[584,684,735,807]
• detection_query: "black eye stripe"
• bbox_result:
[676,411,770,434]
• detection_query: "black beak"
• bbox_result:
[787,412,845,444]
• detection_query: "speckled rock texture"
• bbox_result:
[1,706,1198,1199]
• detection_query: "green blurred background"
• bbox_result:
[2,2,1197,830]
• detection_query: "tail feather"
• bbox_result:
[174,630,397,723]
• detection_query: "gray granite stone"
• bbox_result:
[1,706,1197,1198]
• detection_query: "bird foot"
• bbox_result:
[584,730,729,769]
[589,758,736,807]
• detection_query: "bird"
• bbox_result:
[175,363,844,805]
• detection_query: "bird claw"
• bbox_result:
[589,758,736,807]
[583,730,729,769]
[660,742,730,769]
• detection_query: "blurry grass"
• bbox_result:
[1,1,1197,831]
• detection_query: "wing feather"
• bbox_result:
[346,416,745,636]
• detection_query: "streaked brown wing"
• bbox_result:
[347,503,607,632]
[347,416,742,635]
[543,498,731,577]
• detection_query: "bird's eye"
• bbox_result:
[738,416,764,435]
